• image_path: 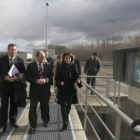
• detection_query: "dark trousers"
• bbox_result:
[87,77,96,88]
[87,76,96,94]
[29,96,50,129]
[0,90,17,127]
[60,104,71,125]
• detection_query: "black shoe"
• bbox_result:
[43,123,48,127]
[29,128,35,134]
[0,125,7,133]
[66,118,69,124]
[10,123,19,128]
[26,96,31,100]
[91,91,95,95]
[60,124,67,132]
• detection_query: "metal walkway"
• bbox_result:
[23,104,75,140]
[0,107,25,140]
[0,103,76,140]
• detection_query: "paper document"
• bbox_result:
[8,64,20,77]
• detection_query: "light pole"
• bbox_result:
[46,2,49,50]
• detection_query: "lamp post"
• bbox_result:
[46,2,49,50]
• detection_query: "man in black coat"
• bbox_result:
[73,55,81,75]
[84,52,101,95]
[44,50,54,68]
[0,43,26,132]
[26,51,53,134]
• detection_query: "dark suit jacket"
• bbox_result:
[46,57,54,68]
[74,59,81,75]
[0,55,26,89]
[26,61,53,98]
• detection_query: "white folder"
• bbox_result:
[8,64,20,77]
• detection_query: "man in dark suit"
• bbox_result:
[84,52,101,95]
[26,51,53,134]
[73,55,81,75]
[0,43,26,132]
[44,50,54,68]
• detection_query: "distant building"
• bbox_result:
[17,52,28,62]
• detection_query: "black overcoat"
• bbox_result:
[55,62,80,105]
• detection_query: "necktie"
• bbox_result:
[39,63,43,78]
[9,58,13,67]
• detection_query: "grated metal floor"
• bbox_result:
[0,107,25,140]
[23,104,76,140]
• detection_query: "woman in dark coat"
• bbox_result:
[55,52,80,131]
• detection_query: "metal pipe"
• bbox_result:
[80,75,113,78]
[84,86,88,132]
[118,82,121,108]
[46,3,49,50]
[114,81,117,105]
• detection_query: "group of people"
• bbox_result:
[0,43,101,134]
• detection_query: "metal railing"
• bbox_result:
[80,75,124,107]
[77,76,140,140]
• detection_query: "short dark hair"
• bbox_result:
[44,50,48,53]
[57,54,63,59]
[93,52,98,56]
[8,43,17,50]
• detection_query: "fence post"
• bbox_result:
[118,82,121,108]
[106,78,110,97]
[114,81,117,105]
[115,115,121,140]
[106,78,108,96]
[84,86,88,132]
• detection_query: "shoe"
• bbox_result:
[10,123,19,128]
[66,118,69,124]
[60,124,67,132]
[44,123,48,127]
[29,127,35,134]
[0,125,7,133]
[26,96,31,100]
[91,92,95,95]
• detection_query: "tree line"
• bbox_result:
[0,35,140,60]
[48,35,140,61]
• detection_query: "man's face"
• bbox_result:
[8,46,17,57]
[93,55,97,59]
[37,52,45,63]
[58,58,62,63]
[44,51,49,58]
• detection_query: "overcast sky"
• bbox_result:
[0,0,140,53]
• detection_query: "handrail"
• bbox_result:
[77,87,115,139]
[78,100,101,140]
[80,75,113,78]
[80,79,140,135]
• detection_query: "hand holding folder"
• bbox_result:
[8,64,20,77]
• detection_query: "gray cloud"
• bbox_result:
[0,0,140,50]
